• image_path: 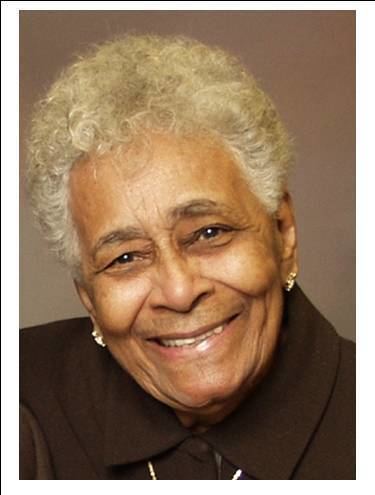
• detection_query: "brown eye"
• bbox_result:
[115,252,135,264]
[198,226,222,240]
[106,252,136,269]
[191,225,235,247]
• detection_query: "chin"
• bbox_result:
[168,374,250,413]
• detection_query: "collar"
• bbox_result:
[103,286,340,479]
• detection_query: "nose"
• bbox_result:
[149,251,213,312]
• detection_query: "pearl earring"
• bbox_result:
[284,272,297,292]
[91,323,106,347]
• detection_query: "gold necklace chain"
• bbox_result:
[147,460,243,480]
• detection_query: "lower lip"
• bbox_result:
[146,314,240,360]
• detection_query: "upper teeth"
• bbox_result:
[160,325,225,348]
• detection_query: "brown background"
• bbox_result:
[19,10,355,340]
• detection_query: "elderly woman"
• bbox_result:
[20,35,355,480]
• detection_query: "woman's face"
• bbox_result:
[70,133,297,427]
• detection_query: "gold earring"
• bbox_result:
[91,323,106,347]
[284,272,297,292]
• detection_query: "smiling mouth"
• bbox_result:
[150,314,239,348]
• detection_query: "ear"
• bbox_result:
[74,279,98,324]
[275,193,298,280]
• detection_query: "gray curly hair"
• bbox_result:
[26,34,294,277]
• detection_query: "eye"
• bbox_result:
[197,226,223,240]
[105,251,137,270]
[188,224,235,248]
[114,252,135,264]
[101,243,154,274]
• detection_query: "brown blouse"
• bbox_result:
[20,287,355,479]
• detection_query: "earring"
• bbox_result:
[91,323,107,347]
[284,272,297,292]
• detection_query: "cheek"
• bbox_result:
[91,277,151,334]
[200,243,280,295]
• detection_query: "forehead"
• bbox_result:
[69,133,263,234]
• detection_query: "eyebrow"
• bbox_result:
[92,226,146,259]
[168,199,234,222]
[92,199,235,259]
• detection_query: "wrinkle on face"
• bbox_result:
[70,131,297,428]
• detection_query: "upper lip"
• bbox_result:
[147,313,238,341]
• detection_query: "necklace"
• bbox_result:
[147,460,243,480]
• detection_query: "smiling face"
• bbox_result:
[70,133,297,428]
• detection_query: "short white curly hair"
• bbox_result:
[26,34,294,277]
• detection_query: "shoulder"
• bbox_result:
[20,403,55,479]
[334,335,355,405]
[21,317,91,366]
[20,317,99,401]
[292,288,355,411]
[329,334,355,421]
[20,318,112,479]
[20,316,92,349]
[288,290,356,479]
[339,335,355,365]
